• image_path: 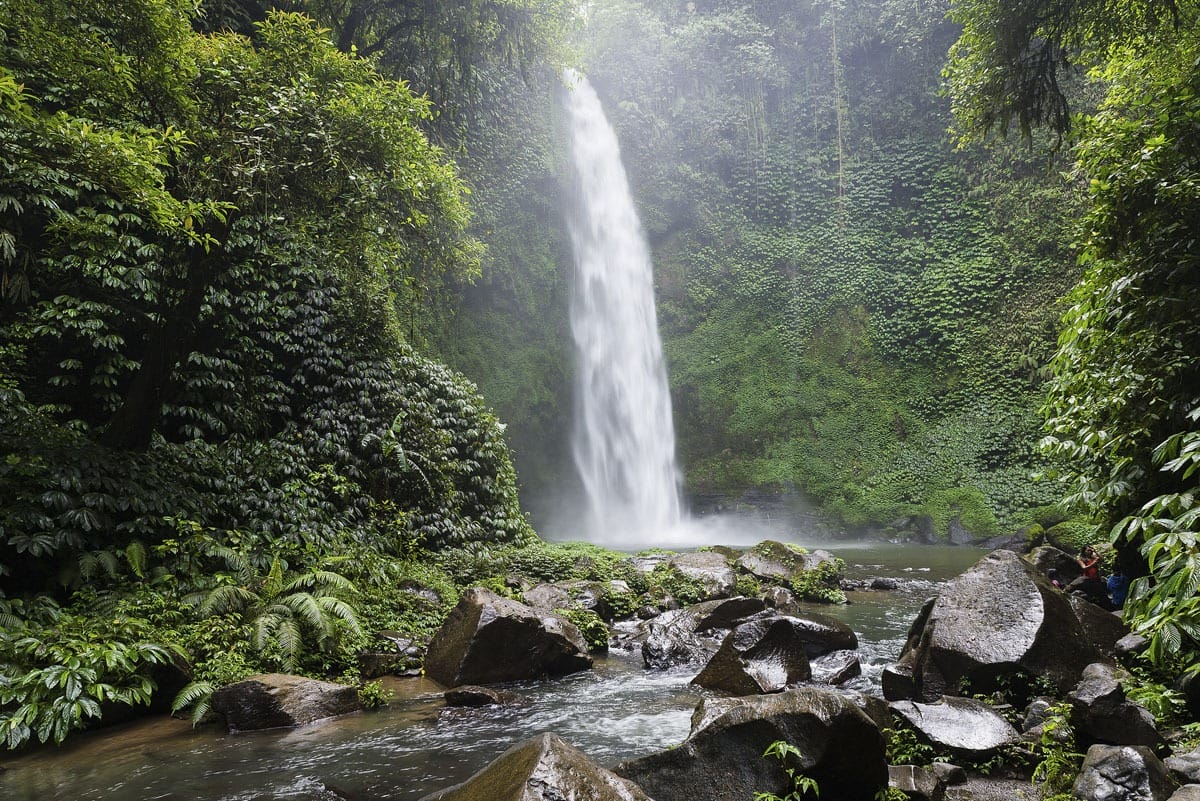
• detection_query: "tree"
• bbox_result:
[947,0,1200,666]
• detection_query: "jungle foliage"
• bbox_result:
[0,0,539,748]
[947,0,1200,672]
[439,0,1084,537]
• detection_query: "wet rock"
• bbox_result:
[210,674,361,732]
[871,577,900,590]
[1026,545,1083,585]
[760,585,798,611]
[617,687,888,801]
[810,649,862,685]
[1069,596,1131,657]
[1176,672,1200,720]
[1166,748,1200,784]
[889,764,944,801]
[1069,662,1162,749]
[1022,696,1054,732]
[1071,745,1177,801]
[443,685,530,707]
[931,762,966,786]
[947,519,976,546]
[521,582,572,612]
[1117,633,1150,658]
[887,550,1106,702]
[763,609,858,658]
[692,616,812,695]
[669,551,737,599]
[419,732,653,801]
[735,540,810,582]
[642,597,766,669]
[889,696,1020,761]
[423,588,592,687]
[883,662,918,702]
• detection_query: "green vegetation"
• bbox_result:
[432,0,1083,537]
[755,740,821,801]
[946,0,1200,676]
[0,0,549,749]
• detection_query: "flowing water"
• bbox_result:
[564,70,683,543]
[0,544,985,801]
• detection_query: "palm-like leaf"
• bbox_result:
[199,584,258,616]
[316,597,362,636]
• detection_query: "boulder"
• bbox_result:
[523,580,634,621]
[889,696,1020,762]
[669,551,737,599]
[210,673,361,732]
[764,609,857,658]
[1117,633,1150,658]
[1071,745,1177,801]
[931,762,966,786]
[443,685,530,708]
[761,585,799,611]
[947,519,976,546]
[423,588,592,687]
[419,732,653,801]
[1177,673,1200,720]
[1169,787,1200,801]
[692,616,812,695]
[1166,748,1200,785]
[882,662,918,702]
[887,550,1106,701]
[810,649,862,685]
[1026,545,1083,585]
[521,582,573,612]
[889,764,944,801]
[617,687,887,801]
[735,540,809,582]
[1068,663,1162,749]
[642,597,765,669]
[1022,696,1055,732]
[1069,596,1131,657]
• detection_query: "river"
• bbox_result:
[0,544,984,801]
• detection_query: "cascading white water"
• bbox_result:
[563,70,683,542]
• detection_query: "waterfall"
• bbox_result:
[563,70,683,542]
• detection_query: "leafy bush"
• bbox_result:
[790,559,847,605]
[0,608,179,749]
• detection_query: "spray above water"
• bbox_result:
[563,70,683,544]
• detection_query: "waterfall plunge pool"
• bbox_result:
[0,544,985,801]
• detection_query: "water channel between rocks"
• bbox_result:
[0,544,985,801]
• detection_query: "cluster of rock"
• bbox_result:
[196,543,1200,801]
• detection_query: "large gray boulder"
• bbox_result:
[1069,596,1131,658]
[423,588,592,687]
[642,597,766,669]
[1072,745,1177,801]
[692,616,813,695]
[735,541,837,583]
[1068,663,1162,749]
[668,551,737,599]
[617,687,887,801]
[420,733,654,801]
[889,696,1020,762]
[1027,544,1083,585]
[886,550,1106,701]
[210,673,361,732]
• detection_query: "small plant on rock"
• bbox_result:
[755,740,820,800]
